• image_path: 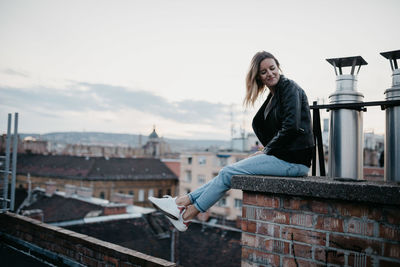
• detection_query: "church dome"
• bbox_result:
[149,126,159,139]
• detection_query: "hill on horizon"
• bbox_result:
[19,132,231,152]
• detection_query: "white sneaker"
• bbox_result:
[148,195,182,220]
[166,206,192,232]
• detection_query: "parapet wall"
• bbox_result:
[232,176,400,267]
[0,212,176,267]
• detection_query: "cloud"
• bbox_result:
[2,68,29,78]
[0,81,231,126]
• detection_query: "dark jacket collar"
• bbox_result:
[263,75,286,119]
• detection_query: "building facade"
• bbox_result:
[16,154,178,207]
[179,151,249,221]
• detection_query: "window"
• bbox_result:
[185,170,192,182]
[187,157,192,164]
[166,188,171,196]
[138,189,144,201]
[129,191,134,196]
[217,197,227,207]
[148,189,154,198]
[197,175,206,185]
[198,157,206,165]
[234,199,242,209]
[158,189,163,198]
[100,192,105,199]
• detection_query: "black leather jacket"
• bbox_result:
[252,75,314,165]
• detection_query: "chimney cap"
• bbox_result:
[326,56,368,68]
[380,49,400,60]
[380,49,400,71]
[326,56,368,76]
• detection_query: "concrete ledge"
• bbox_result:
[231,175,400,205]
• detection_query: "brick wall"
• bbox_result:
[240,191,400,267]
[0,212,176,267]
[103,205,127,215]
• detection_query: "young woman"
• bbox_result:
[149,51,314,231]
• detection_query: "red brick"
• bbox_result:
[315,247,346,265]
[347,252,375,267]
[332,201,382,220]
[241,233,256,247]
[383,207,400,225]
[241,219,248,231]
[244,206,256,220]
[262,239,290,254]
[346,218,374,237]
[283,197,310,210]
[329,234,381,254]
[383,242,400,259]
[246,221,257,233]
[282,227,326,246]
[241,246,251,259]
[283,197,330,215]
[292,243,312,259]
[256,209,290,224]
[282,257,325,267]
[256,194,280,208]
[243,192,257,205]
[81,255,99,266]
[256,222,280,238]
[242,247,280,266]
[104,255,119,266]
[291,213,314,228]
[315,216,344,232]
[310,200,330,214]
[242,206,247,218]
[380,225,400,241]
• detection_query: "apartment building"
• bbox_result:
[179,151,249,221]
[16,154,178,207]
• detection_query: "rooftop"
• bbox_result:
[17,154,178,181]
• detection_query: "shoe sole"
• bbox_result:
[150,202,179,220]
[166,216,187,232]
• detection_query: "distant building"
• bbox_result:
[142,126,172,158]
[0,134,47,154]
[16,154,178,207]
[59,126,174,159]
[62,143,141,158]
[231,132,260,152]
[179,151,249,221]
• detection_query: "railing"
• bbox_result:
[310,100,400,176]
[1,113,18,212]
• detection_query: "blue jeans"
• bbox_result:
[188,153,309,212]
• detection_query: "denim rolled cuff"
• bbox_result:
[193,201,207,213]
[188,193,206,212]
[188,193,195,205]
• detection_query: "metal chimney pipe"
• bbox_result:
[326,56,368,179]
[380,50,400,182]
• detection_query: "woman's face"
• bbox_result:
[258,58,280,88]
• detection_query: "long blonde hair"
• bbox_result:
[244,51,281,107]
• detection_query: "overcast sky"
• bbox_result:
[0,0,398,140]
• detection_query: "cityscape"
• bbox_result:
[1,1,399,266]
